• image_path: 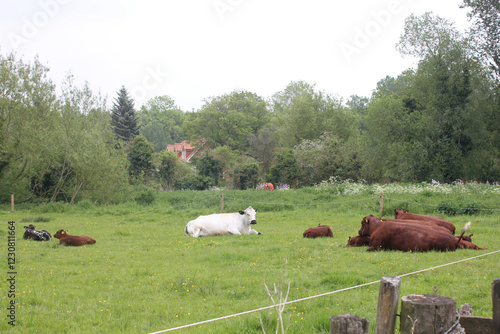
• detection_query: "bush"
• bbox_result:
[233,163,262,190]
[174,175,215,190]
[437,201,458,215]
[461,202,479,215]
[135,190,156,205]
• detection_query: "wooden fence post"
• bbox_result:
[11,194,14,212]
[220,193,224,213]
[330,314,370,334]
[400,294,456,334]
[494,278,500,334]
[375,276,401,334]
[379,193,383,217]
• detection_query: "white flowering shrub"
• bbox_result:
[314,177,500,196]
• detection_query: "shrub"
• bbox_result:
[135,190,155,205]
[233,163,261,190]
[437,201,458,216]
[461,202,479,215]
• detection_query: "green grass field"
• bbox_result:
[1,185,499,333]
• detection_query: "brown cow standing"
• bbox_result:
[394,209,456,234]
[358,216,470,252]
[303,224,333,238]
[347,235,370,246]
[54,229,96,246]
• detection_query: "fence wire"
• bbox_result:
[148,250,500,334]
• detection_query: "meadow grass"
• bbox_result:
[0,184,499,333]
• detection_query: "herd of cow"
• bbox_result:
[183,206,485,253]
[345,209,486,252]
[24,206,485,252]
[23,224,96,246]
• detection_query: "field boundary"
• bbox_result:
[224,194,500,212]
[148,250,500,333]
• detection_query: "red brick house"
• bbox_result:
[166,139,206,162]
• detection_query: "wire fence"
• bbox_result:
[149,250,500,333]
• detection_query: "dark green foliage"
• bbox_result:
[437,201,480,215]
[20,216,51,223]
[156,151,178,191]
[128,136,155,179]
[461,0,500,80]
[174,174,215,190]
[135,189,155,205]
[266,150,299,187]
[195,155,223,187]
[232,163,262,190]
[462,202,480,215]
[111,86,140,141]
[438,201,458,216]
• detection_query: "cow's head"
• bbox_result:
[53,229,68,239]
[24,224,36,230]
[358,216,372,236]
[394,209,406,218]
[239,206,257,225]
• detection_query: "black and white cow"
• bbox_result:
[23,224,52,241]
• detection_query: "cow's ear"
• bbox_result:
[62,230,66,235]
[239,211,244,215]
[255,209,257,212]
[348,236,351,241]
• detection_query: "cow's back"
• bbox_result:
[368,223,457,252]
[60,235,96,246]
[394,211,456,234]
[185,212,243,237]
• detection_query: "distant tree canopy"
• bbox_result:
[111,86,140,142]
[1,6,500,204]
[137,95,185,152]
[461,0,500,80]
[182,90,270,153]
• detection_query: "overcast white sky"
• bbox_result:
[0,0,471,111]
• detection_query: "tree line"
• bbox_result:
[1,6,499,204]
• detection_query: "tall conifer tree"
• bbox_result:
[111,86,140,141]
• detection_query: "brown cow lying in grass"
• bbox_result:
[303,224,333,238]
[358,215,473,252]
[346,235,370,246]
[456,236,486,250]
[381,217,455,235]
[54,229,96,246]
[394,209,456,234]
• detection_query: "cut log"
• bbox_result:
[400,294,456,334]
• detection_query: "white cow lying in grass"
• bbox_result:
[185,206,261,237]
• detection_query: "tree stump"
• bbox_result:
[330,314,370,334]
[400,294,456,334]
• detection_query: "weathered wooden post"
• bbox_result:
[400,294,456,334]
[330,314,370,334]
[375,276,401,334]
[220,193,224,212]
[379,193,383,217]
[11,194,14,212]
[494,278,500,334]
